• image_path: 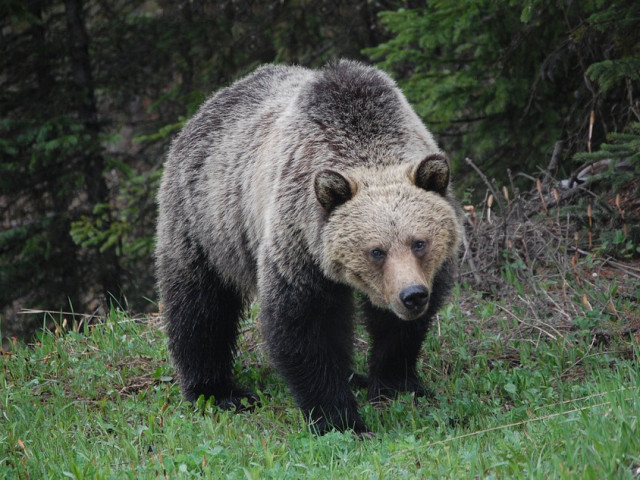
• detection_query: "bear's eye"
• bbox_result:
[369,248,386,261]
[412,239,428,254]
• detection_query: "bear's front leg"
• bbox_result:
[259,263,367,435]
[160,254,258,409]
[363,301,433,402]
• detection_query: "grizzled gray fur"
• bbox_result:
[156,60,462,434]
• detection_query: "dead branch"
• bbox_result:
[465,157,504,211]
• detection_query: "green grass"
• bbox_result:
[1,292,639,479]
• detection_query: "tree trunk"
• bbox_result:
[65,0,122,308]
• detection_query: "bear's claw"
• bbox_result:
[367,376,434,403]
[215,390,261,412]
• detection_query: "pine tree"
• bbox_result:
[367,0,640,190]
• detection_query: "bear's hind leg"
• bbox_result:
[363,301,432,402]
[160,255,256,409]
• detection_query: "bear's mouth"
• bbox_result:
[389,300,429,321]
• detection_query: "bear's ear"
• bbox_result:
[413,153,450,195]
[314,169,354,213]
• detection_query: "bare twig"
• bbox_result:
[465,157,504,211]
[460,228,482,284]
[417,391,636,449]
[542,140,563,189]
[496,303,558,340]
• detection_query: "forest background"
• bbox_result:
[1,0,639,339]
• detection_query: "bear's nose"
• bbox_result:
[399,285,430,312]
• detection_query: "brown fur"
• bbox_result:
[156,60,463,434]
[318,162,460,320]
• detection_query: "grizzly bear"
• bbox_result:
[156,60,462,435]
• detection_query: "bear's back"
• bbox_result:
[158,65,315,295]
[169,64,309,166]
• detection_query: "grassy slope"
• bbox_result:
[1,287,639,479]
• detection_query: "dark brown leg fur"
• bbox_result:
[160,246,257,409]
[259,258,368,434]
[363,301,432,402]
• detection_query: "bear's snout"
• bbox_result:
[399,285,430,313]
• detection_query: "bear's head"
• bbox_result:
[315,154,461,321]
